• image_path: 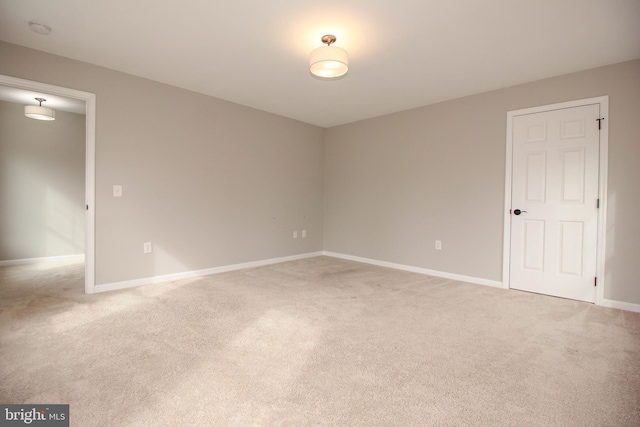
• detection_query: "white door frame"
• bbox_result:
[0,75,97,294]
[502,96,608,305]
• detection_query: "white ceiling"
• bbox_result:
[0,0,639,127]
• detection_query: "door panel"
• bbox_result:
[559,221,583,276]
[510,104,599,302]
[525,152,547,202]
[560,148,585,203]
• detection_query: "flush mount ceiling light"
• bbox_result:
[25,98,56,121]
[309,35,349,79]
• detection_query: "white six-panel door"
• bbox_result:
[509,104,600,302]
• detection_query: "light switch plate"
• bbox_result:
[113,185,123,197]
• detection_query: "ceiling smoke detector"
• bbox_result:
[29,21,52,35]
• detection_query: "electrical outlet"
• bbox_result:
[113,185,123,197]
[143,242,152,253]
[293,231,298,239]
[435,240,442,250]
[302,230,307,238]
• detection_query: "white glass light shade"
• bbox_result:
[309,46,349,79]
[25,105,56,121]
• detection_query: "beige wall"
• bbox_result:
[0,100,85,260]
[324,59,640,304]
[0,41,325,285]
[2,40,639,306]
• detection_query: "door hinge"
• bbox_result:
[86,205,89,211]
[594,277,597,287]
[596,117,605,130]
[597,199,600,209]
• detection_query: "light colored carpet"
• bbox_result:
[1,256,639,426]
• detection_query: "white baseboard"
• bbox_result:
[0,254,85,267]
[601,299,640,313]
[323,251,503,288]
[94,251,324,293]
[322,252,640,313]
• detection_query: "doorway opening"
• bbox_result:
[0,74,96,294]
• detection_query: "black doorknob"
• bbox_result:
[513,209,527,215]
